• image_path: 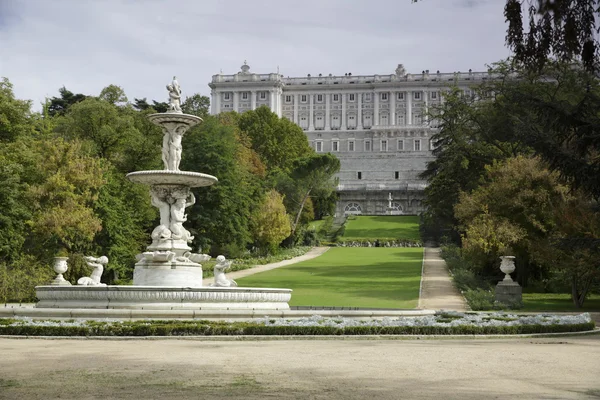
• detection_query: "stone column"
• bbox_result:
[390,91,396,126]
[269,90,275,113]
[276,87,282,117]
[308,94,314,131]
[341,93,347,130]
[233,92,239,113]
[407,90,412,125]
[423,89,429,124]
[293,93,299,124]
[325,93,330,130]
[374,91,380,126]
[251,90,257,110]
[210,89,216,114]
[357,92,363,129]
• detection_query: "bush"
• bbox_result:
[0,319,593,336]
[463,288,496,311]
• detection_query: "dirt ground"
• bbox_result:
[1,335,599,399]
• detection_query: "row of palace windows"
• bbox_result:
[353,172,410,180]
[314,139,423,152]
[222,92,269,101]
[283,91,438,104]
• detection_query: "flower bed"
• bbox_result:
[0,312,594,336]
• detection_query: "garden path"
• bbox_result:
[418,247,468,311]
[204,247,330,286]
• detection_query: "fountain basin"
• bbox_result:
[35,286,292,310]
[126,170,217,187]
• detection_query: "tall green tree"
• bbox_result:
[181,93,210,119]
[238,106,313,172]
[47,86,87,117]
[277,153,340,237]
[181,115,263,257]
[0,77,37,142]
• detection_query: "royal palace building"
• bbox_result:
[208,62,488,216]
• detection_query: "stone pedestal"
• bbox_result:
[495,282,522,304]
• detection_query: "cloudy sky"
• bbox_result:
[0,0,510,109]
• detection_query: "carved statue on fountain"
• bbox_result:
[77,256,108,286]
[210,255,237,287]
[166,76,182,114]
[150,186,195,243]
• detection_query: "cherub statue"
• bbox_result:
[210,255,237,287]
[78,256,108,286]
[166,80,182,113]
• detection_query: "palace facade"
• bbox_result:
[208,62,488,216]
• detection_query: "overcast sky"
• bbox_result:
[0,0,510,109]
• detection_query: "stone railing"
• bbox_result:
[337,183,427,191]
[282,71,498,86]
[211,73,283,83]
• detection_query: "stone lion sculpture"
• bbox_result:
[210,255,237,287]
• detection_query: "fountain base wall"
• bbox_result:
[35,286,292,310]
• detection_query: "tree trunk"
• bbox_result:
[291,189,311,237]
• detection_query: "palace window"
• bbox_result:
[259,92,267,100]
[414,92,421,100]
[414,139,421,151]
[224,93,231,100]
[301,95,307,103]
[381,93,388,101]
[344,202,362,214]
[365,140,371,151]
[381,140,388,152]
[332,140,339,152]
[348,140,355,151]
[395,171,400,179]
[397,92,404,100]
[431,91,437,99]
[285,95,292,103]
[242,92,249,100]
[357,172,362,180]
[333,94,339,102]
[317,94,323,102]
[315,141,323,152]
[397,139,404,150]
[349,94,355,101]
[365,93,372,101]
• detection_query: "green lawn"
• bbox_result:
[237,247,423,309]
[343,215,421,240]
[522,293,600,312]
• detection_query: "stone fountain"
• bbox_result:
[35,78,291,311]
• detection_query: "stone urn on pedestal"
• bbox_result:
[495,255,522,305]
[51,256,71,286]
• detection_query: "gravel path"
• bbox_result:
[418,247,468,311]
[204,247,330,285]
[1,336,599,399]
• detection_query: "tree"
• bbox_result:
[420,84,521,242]
[0,77,37,142]
[238,106,313,172]
[181,116,263,257]
[505,0,600,74]
[278,153,340,237]
[455,156,569,284]
[47,86,87,117]
[133,97,169,113]
[250,189,291,253]
[99,84,128,106]
[181,93,210,119]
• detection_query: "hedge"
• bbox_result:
[0,321,594,336]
